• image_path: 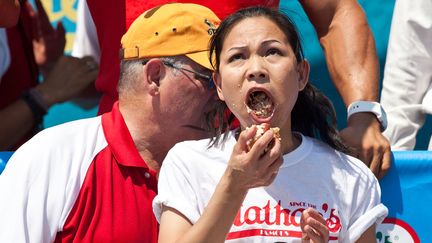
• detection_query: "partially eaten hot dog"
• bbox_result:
[246,123,281,151]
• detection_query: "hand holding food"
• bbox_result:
[246,123,281,152]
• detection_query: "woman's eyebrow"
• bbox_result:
[227,45,246,52]
[227,39,282,51]
[261,39,282,45]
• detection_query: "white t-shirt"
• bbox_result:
[153,131,387,243]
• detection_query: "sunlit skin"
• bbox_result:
[120,57,217,172]
[143,57,216,143]
[214,16,309,154]
[160,57,215,138]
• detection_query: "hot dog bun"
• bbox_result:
[246,123,281,151]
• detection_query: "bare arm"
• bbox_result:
[356,225,376,243]
[0,97,37,150]
[300,0,378,104]
[159,178,247,243]
[0,56,98,150]
[299,0,391,179]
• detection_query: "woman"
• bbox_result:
[153,6,387,243]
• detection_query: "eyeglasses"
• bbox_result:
[162,61,215,90]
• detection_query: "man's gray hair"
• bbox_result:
[118,56,186,95]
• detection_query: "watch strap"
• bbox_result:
[21,88,49,123]
[347,101,387,131]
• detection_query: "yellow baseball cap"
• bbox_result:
[120,3,220,70]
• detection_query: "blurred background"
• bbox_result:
[36,0,432,149]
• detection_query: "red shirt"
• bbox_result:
[0,102,158,242]
[55,103,158,242]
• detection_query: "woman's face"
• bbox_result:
[214,16,309,132]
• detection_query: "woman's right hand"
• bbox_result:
[223,125,283,192]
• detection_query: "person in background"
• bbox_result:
[74,0,391,179]
[380,0,432,150]
[0,0,20,28]
[154,6,388,242]
[0,3,219,242]
[0,0,21,82]
[0,0,98,150]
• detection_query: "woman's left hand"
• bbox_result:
[301,208,329,243]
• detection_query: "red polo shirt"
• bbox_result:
[0,102,158,242]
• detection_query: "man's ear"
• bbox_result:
[213,72,225,101]
[297,59,310,91]
[144,59,163,96]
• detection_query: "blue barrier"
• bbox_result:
[0,151,14,174]
[377,151,432,243]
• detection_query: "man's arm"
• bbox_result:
[300,0,378,104]
[299,0,391,178]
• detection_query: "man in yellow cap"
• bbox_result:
[0,3,219,242]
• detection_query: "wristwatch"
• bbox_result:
[347,101,388,132]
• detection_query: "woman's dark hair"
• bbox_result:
[206,6,351,154]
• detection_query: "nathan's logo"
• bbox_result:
[204,19,217,35]
[227,200,341,241]
[376,218,419,243]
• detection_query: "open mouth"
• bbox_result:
[246,89,275,120]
